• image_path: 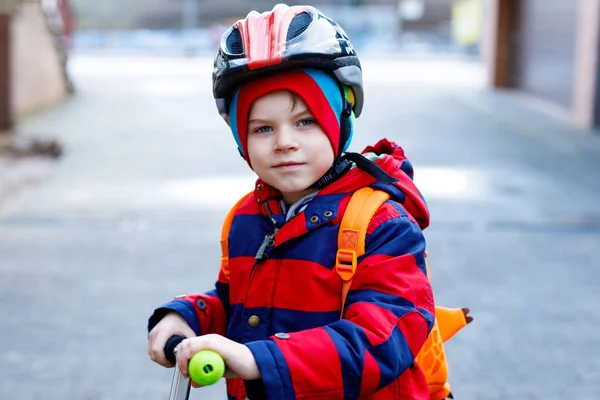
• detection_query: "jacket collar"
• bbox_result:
[251,166,376,247]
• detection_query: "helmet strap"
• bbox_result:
[310,157,353,189]
[310,152,398,190]
[338,98,353,159]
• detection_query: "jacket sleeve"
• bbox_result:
[245,202,435,399]
[147,268,230,336]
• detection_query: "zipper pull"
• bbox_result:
[255,234,275,261]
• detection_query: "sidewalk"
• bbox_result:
[0,134,60,207]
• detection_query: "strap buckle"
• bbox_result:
[335,249,357,281]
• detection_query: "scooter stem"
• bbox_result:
[169,366,191,400]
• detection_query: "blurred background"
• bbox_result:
[1,0,599,399]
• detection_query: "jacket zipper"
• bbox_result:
[255,233,275,261]
[249,229,277,279]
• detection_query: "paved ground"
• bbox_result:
[1,52,599,399]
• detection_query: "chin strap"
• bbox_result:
[310,157,353,189]
[311,152,398,190]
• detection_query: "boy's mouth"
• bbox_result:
[273,161,305,168]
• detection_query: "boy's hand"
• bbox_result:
[176,334,260,387]
[148,311,196,367]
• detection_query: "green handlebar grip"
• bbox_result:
[188,350,225,386]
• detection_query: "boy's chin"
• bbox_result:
[273,183,317,200]
[261,177,312,193]
[272,183,311,194]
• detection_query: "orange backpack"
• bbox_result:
[220,187,472,399]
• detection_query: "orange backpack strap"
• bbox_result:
[336,187,390,317]
[220,191,253,280]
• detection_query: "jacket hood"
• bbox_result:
[321,138,430,230]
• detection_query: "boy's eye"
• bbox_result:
[253,126,272,133]
[298,118,315,127]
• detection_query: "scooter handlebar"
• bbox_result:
[164,335,225,387]
[164,335,185,365]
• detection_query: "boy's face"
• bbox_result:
[246,90,335,204]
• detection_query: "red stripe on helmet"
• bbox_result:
[237,5,307,70]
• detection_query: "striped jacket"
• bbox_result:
[148,139,435,399]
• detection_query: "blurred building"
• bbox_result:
[0,0,72,132]
[399,0,452,32]
[485,0,600,130]
[71,0,453,30]
[0,0,16,132]
[71,0,344,29]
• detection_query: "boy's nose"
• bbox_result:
[274,126,299,152]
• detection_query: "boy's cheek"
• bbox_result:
[247,141,271,162]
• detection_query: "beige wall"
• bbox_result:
[11,1,67,118]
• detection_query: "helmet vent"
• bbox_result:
[286,12,312,41]
[226,28,244,55]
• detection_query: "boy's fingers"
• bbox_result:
[148,331,172,367]
[147,329,158,356]
[177,337,209,376]
[176,341,190,377]
[224,369,238,379]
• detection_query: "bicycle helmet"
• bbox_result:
[212,3,364,120]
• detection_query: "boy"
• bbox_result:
[148,4,435,399]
